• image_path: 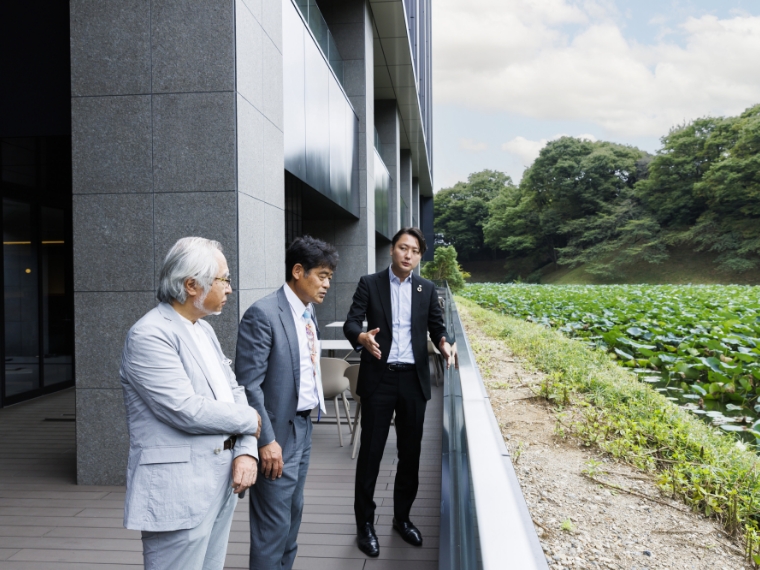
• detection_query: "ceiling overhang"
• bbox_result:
[370,0,433,197]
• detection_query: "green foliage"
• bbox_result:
[636,116,736,228]
[434,170,514,261]
[421,245,470,292]
[682,105,760,272]
[443,105,760,280]
[482,178,546,260]
[461,283,760,432]
[457,296,760,560]
[482,137,650,274]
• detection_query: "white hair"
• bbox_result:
[157,237,224,304]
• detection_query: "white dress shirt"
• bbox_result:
[283,284,323,412]
[387,265,415,364]
[179,316,236,404]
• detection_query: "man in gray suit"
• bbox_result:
[120,237,262,570]
[236,235,338,570]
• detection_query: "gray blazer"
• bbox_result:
[120,303,260,532]
[235,287,319,450]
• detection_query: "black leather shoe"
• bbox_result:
[357,522,380,557]
[393,518,423,546]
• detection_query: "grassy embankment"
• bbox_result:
[456,297,760,565]
[462,248,760,285]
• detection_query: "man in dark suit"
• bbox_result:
[236,236,338,570]
[343,227,457,557]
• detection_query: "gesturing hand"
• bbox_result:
[439,339,458,370]
[232,455,258,493]
[358,328,382,359]
[258,441,284,480]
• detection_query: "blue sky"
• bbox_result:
[432,0,760,189]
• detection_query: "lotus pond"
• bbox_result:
[461,284,760,442]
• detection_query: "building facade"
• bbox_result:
[0,0,434,485]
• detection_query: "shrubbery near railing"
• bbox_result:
[457,297,760,568]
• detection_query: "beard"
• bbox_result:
[193,288,222,316]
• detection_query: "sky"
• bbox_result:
[431,0,760,190]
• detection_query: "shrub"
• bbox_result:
[421,245,470,291]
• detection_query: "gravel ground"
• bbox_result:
[460,306,751,570]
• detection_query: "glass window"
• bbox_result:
[41,206,71,386]
[3,199,40,397]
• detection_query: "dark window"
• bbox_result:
[0,137,73,407]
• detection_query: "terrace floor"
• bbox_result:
[0,385,442,569]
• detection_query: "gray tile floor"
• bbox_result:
[0,384,442,569]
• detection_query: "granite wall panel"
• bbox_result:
[152,92,236,193]
[71,95,152,194]
[151,0,235,93]
[73,193,154,292]
[70,0,151,97]
[235,0,264,110]
[76,388,130,485]
[74,292,157,390]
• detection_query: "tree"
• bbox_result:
[680,105,760,271]
[484,137,649,272]
[434,170,513,260]
[421,245,471,292]
[482,183,548,260]
[635,116,739,229]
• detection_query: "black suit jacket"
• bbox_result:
[343,268,453,401]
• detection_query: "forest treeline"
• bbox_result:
[435,104,760,280]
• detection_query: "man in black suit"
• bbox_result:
[343,227,457,557]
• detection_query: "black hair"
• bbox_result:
[285,235,339,282]
[391,227,427,255]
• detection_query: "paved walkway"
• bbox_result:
[0,385,442,569]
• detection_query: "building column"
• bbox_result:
[412,177,420,228]
[399,149,412,228]
[375,100,400,233]
[70,0,284,485]
[374,99,399,272]
[236,0,286,315]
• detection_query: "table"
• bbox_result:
[325,321,367,328]
[321,339,354,358]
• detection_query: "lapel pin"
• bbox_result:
[417,285,422,292]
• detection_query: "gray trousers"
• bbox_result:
[249,415,312,570]
[142,449,237,570]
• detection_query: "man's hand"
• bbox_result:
[254,412,262,440]
[358,328,382,359]
[439,339,458,370]
[258,441,284,480]
[232,455,258,493]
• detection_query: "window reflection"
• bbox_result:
[1,136,73,405]
[41,207,72,386]
[3,199,40,396]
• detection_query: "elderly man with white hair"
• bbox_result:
[120,237,262,570]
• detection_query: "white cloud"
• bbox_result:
[501,136,551,165]
[501,133,597,166]
[433,1,760,138]
[459,138,488,151]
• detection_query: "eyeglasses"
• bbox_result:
[214,276,232,286]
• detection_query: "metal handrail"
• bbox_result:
[294,0,344,85]
[438,284,549,570]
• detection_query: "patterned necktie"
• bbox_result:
[303,309,326,415]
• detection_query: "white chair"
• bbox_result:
[320,358,352,447]
[344,364,361,459]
